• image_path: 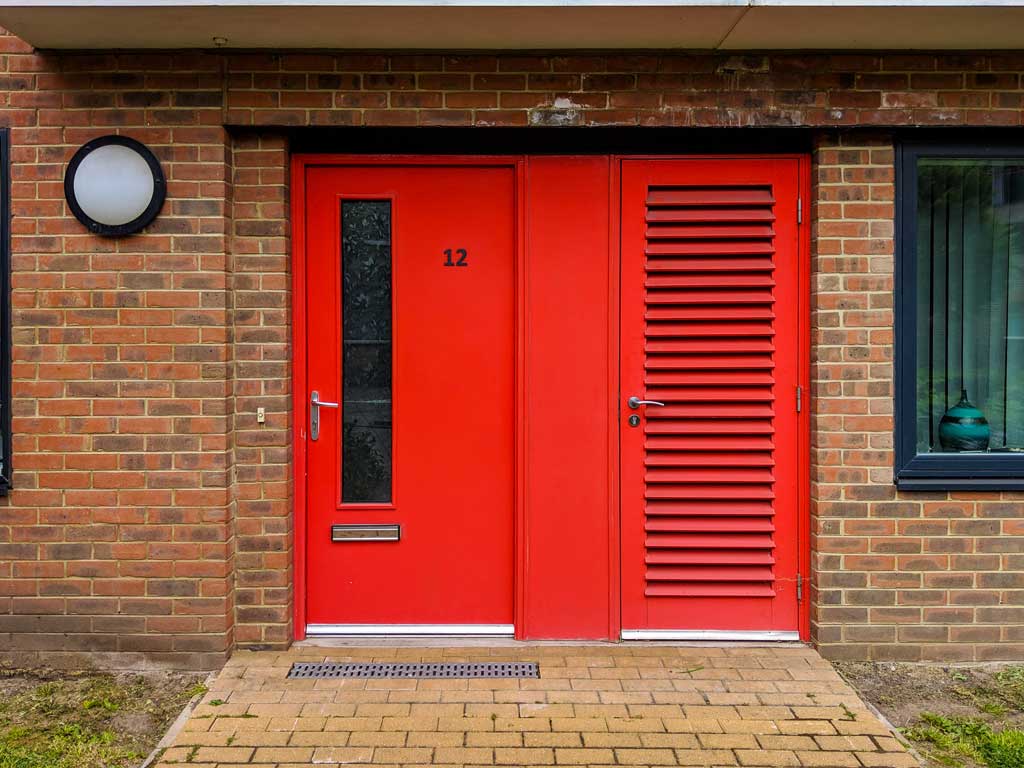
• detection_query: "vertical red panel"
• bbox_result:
[523,156,612,639]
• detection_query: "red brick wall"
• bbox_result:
[811,134,1024,662]
[0,32,1021,667]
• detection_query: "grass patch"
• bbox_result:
[0,669,204,768]
[904,713,1024,768]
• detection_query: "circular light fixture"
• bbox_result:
[64,135,166,237]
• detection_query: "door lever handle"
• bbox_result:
[310,390,339,441]
[627,396,665,409]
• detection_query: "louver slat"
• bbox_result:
[641,184,778,599]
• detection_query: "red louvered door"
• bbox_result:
[620,158,804,638]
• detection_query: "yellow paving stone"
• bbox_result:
[438,716,496,731]
[855,751,920,767]
[251,746,315,762]
[409,702,464,717]
[299,702,357,717]
[813,735,877,752]
[872,735,907,752]
[614,747,678,765]
[776,720,838,736]
[717,719,781,735]
[578,730,642,747]
[698,733,759,750]
[466,703,519,718]
[406,731,467,748]
[756,734,818,750]
[675,748,739,766]
[466,732,525,747]
[348,730,408,747]
[833,719,893,736]
[638,732,700,749]
[229,731,293,747]
[554,747,616,763]
[209,716,273,732]
[288,731,352,746]
[550,716,607,732]
[495,715,552,731]
[431,746,494,763]
[374,747,435,762]
[795,750,862,767]
[683,705,741,719]
[309,745,375,763]
[325,715,384,731]
[524,732,583,747]
[734,748,801,766]
[519,702,574,717]
[655,717,699,734]
[192,746,257,762]
[494,747,555,764]
[382,716,441,731]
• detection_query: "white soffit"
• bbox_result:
[0,2,1023,50]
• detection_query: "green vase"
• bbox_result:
[938,389,990,452]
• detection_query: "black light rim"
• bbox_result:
[64,134,166,237]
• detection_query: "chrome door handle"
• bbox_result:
[627,396,665,409]
[310,390,339,441]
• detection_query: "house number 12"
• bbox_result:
[443,248,468,267]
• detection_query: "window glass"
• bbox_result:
[340,200,392,503]
[915,158,1024,455]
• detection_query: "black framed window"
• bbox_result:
[0,129,9,495]
[896,141,1024,489]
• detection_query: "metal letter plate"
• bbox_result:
[332,524,400,542]
[288,662,539,679]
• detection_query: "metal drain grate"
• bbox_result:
[287,661,540,679]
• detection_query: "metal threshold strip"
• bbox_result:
[621,629,800,641]
[305,624,515,637]
[288,661,539,679]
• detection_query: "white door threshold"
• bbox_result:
[621,629,800,641]
[305,623,515,637]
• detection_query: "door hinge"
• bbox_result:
[796,385,802,413]
[797,197,803,225]
[796,572,803,602]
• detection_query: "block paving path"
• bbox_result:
[155,644,918,768]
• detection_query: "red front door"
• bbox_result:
[304,162,516,632]
[620,158,804,637]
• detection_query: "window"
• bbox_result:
[340,200,392,503]
[896,141,1024,489]
[0,129,9,495]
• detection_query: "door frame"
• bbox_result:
[611,155,812,642]
[290,153,810,643]
[291,155,527,641]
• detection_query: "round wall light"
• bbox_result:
[64,135,166,237]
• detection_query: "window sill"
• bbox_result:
[895,475,1024,492]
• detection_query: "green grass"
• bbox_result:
[0,671,202,768]
[905,713,1024,768]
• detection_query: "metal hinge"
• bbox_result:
[796,385,802,413]
[797,197,803,224]
[796,572,803,602]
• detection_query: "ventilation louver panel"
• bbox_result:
[642,185,777,599]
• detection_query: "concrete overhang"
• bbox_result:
[3,1,1024,50]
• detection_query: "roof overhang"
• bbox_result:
[3,1,1024,50]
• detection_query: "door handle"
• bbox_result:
[310,390,338,441]
[627,396,665,409]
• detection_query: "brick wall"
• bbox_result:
[811,134,1024,662]
[0,30,1021,667]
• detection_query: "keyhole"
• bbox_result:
[628,414,640,427]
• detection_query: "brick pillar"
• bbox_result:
[230,132,292,648]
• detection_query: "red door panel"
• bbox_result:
[305,163,515,628]
[620,158,802,635]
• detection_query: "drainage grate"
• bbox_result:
[287,661,540,679]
